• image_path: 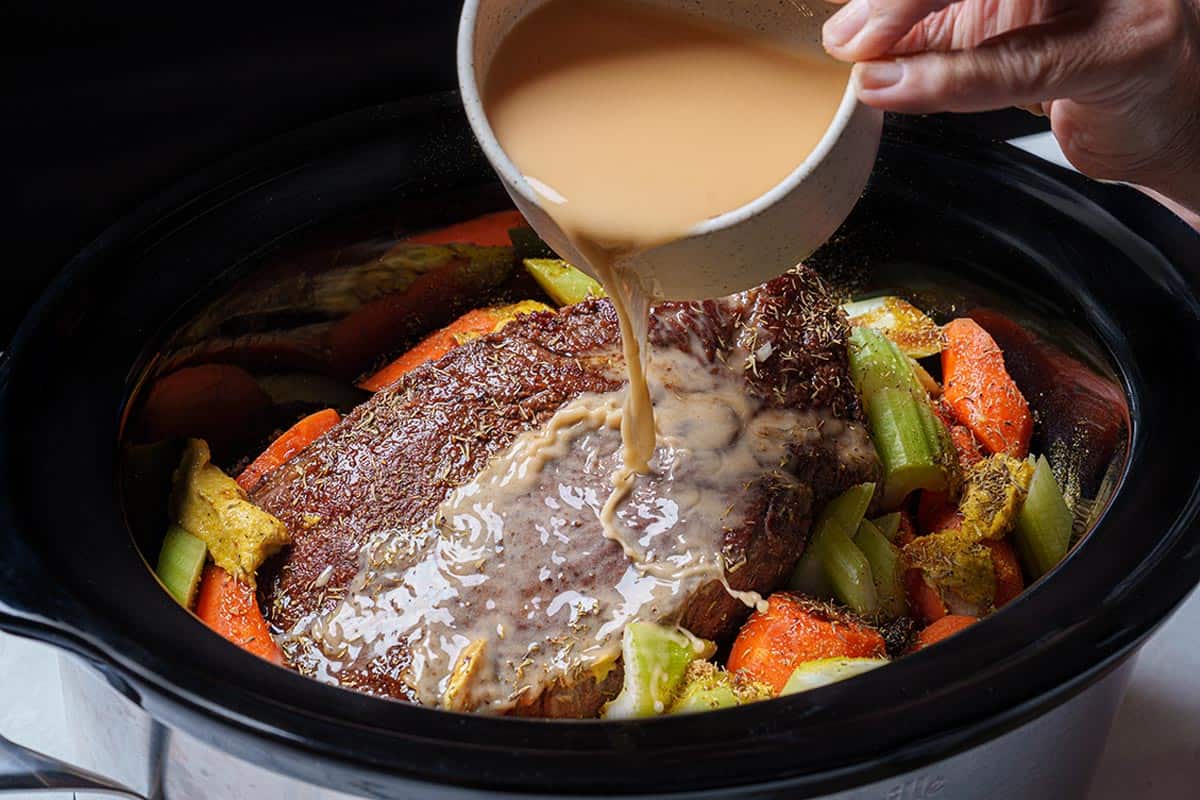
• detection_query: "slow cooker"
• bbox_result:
[1,96,1198,799]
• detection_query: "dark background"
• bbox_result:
[3,2,1048,342]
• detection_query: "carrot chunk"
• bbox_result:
[914,615,978,650]
[894,511,948,625]
[358,307,504,392]
[727,593,886,694]
[987,538,1025,608]
[404,210,526,246]
[942,318,1033,458]
[194,564,282,664]
[236,408,340,493]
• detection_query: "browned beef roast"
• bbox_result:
[253,267,878,715]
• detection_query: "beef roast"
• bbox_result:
[253,267,878,716]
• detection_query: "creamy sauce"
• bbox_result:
[280,338,871,712]
[485,0,851,470]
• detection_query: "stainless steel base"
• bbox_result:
[52,654,1135,800]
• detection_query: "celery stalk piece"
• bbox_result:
[849,327,958,509]
[790,546,834,598]
[789,483,878,614]
[816,482,876,536]
[668,661,770,714]
[156,525,208,608]
[1014,455,1074,579]
[671,683,739,714]
[871,512,902,543]
[812,524,879,616]
[781,658,888,695]
[523,258,606,307]
[603,623,713,719]
[854,519,908,618]
[670,663,740,714]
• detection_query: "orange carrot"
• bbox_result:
[327,256,513,379]
[988,539,1025,608]
[914,615,978,650]
[932,398,986,469]
[942,318,1033,458]
[194,565,282,664]
[236,408,341,493]
[895,514,949,625]
[405,210,527,246]
[905,569,948,626]
[358,308,503,392]
[727,593,887,694]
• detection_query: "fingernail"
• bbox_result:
[824,0,869,49]
[856,61,905,91]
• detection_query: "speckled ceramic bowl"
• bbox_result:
[458,0,884,300]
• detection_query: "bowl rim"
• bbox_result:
[1,97,1199,797]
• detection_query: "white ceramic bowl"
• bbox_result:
[457,0,884,301]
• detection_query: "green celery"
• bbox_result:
[849,327,957,509]
[871,512,903,543]
[854,519,908,618]
[156,525,208,608]
[790,546,834,598]
[781,658,888,695]
[790,483,878,614]
[670,666,740,714]
[1014,455,1074,579]
[523,258,606,307]
[813,523,878,616]
[671,683,739,714]
[603,623,713,719]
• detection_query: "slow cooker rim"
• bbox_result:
[2,97,1199,796]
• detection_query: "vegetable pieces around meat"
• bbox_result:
[165,439,291,664]
[670,660,772,714]
[603,622,716,719]
[405,210,527,247]
[913,615,978,651]
[790,483,878,614]
[844,296,944,359]
[781,657,888,695]
[853,518,908,618]
[727,593,887,694]
[942,318,1033,458]
[523,259,606,307]
[848,327,960,510]
[902,454,1033,614]
[195,564,284,665]
[1014,455,1075,579]
[156,525,207,608]
[236,408,341,492]
[358,300,552,392]
[170,439,290,587]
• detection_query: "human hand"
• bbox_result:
[822,0,1200,219]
